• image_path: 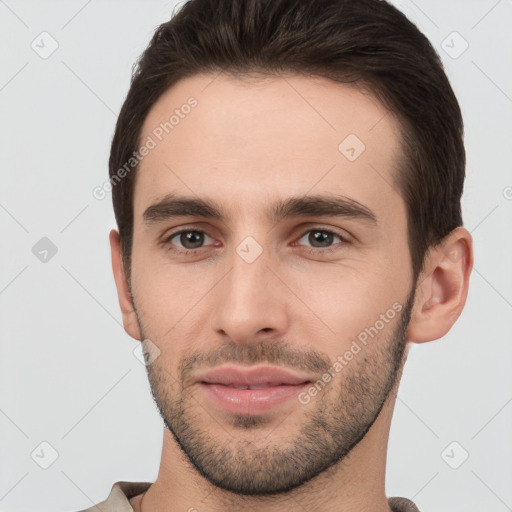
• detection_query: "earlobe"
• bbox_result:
[109,229,142,341]
[407,227,474,344]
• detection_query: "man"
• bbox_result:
[81,0,473,510]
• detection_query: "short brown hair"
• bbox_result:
[109,0,465,284]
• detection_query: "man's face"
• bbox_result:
[129,73,416,494]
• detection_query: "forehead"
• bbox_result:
[134,72,404,227]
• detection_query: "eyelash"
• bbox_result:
[162,227,351,257]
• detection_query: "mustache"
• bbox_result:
[178,340,332,383]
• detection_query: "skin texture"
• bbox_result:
[110,72,473,512]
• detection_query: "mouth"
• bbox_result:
[194,365,313,415]
[195,364,313,387]
[198,382,311,415]
[213,383,299,389]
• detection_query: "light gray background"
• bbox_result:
[1,0,511,510]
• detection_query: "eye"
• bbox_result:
[164,229,216,253]
[295,228,350,253]
[162,227,351,257]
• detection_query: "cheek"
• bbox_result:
[289,262,406,345]
[131,256,216,336]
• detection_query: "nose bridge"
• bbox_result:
[224,222,273,301]
[225,238,273,312]
[210,233,289,340]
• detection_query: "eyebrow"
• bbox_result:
[143,193,378,226]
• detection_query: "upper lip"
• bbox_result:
[195,365,313,387]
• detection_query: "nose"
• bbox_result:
[209,244,290,344]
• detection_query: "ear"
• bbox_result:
[109,229,142,341]
[407,227,474,343]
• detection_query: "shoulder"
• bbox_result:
[68,481,152,512]
[388,496,422,512]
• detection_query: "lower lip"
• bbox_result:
[199,382,309,415]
